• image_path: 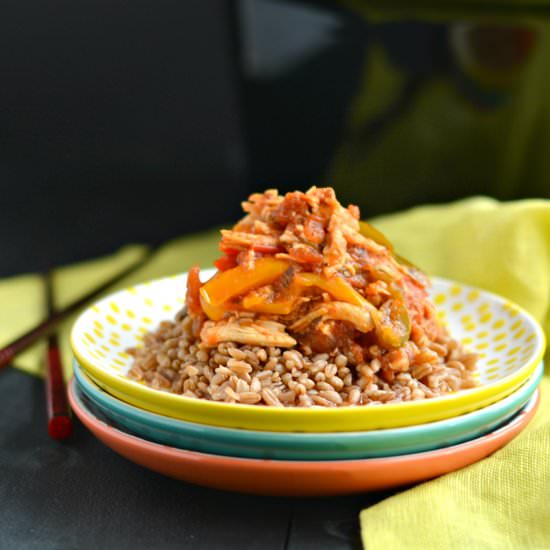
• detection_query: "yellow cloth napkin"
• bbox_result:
[1,197,549,548]
[0,230,219,379]
[361,197,550,550]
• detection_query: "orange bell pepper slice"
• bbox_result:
[199,293,228,321]
[241,294,297,315]
[241,273,364,315]
[199,258,290,320]
[294,273,367,307]
[201,257,290,306]
[241,280,302,315]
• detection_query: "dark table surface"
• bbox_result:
[0,366,398,550]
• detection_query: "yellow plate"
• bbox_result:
[70,271,545,432]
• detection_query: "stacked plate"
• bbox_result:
[69,273,545,496]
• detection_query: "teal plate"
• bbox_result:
[72,359,543,461]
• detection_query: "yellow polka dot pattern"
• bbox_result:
[72,273,544,389]
[72,271,210,375]
[431,281,543,386]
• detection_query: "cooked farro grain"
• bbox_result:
[127,187,479,407]
[127,308,478,407]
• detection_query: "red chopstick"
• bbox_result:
[44,271,73,440]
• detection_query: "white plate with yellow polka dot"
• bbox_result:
[70,273,546,432]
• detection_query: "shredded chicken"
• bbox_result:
[200,319,297,348]
[190,187,441,358]
[219,230,280,250]
[291,302,374,334]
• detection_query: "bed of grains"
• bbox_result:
[126,311,478,407]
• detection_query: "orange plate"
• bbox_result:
[69,379,538,497]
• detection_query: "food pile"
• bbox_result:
[128,188,477,406]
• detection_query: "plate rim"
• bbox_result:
[69,375,539,466]
[70,274,546,431]
[73,358,543,443]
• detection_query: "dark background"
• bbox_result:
[3,0,367,277]
[3,0,547,277]
[2,0,248,275]
[0,0,465,276]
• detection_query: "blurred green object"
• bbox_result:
[328,17,550,214]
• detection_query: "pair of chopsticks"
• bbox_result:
[0,250,153,439]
